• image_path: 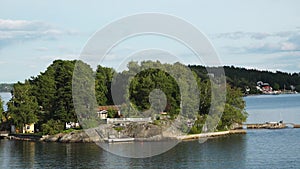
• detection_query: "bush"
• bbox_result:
[153,120,161,126]
[114,126,124,132]
[189,126,201,134]
[41,119,64,135]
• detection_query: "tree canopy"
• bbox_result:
[0,97,4,123]
[5,59,249,134]
[7,81,39,129]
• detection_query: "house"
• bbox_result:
[261,83,272,92]
[97,105,121,119]
[65,122,80,129]
[97,110,108,119]
[257,81,273,93]
[23,123,35,133]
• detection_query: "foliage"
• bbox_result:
[95,65,115,106]
[31,60,78,125]
[0,97,3,123]
[41,119,64,135]
[62,128,81,134]
[190,65,300,93]
[129,68,180,117]
[7,81,39,129]
[7,60,95,134]
[107,108,118,118]
[72,60,98,128]
[114,126,124,132]
[6,59,250,135]
[153,119,161,126]
[217,85,248,130]
[115,61,199,120]
[189,115,206,134]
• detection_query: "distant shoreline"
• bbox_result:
[245,92,299,97]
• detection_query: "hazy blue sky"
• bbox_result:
[1,0,300,83]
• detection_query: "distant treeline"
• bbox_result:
[0,83,13,92]
[2,65,298,94]
[189,65,300,94]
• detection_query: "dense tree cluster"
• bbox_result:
[114,61,246,132]
[0,97,3,123]
[1,60,248,134]
[7,81,39,131]
[190,65,300,94]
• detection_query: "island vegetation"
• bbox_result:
[0,98,3,123]
[0,60,252,136]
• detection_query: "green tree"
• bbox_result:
[115,61,200,124]
[107,108,118,118]
[129,67,181,118]
[52,60,77,123]
[41,119,64,135]
[31,60,78,126]
[190,65,300,93]
[31,64,56,125]
[72,60,102,128]
[7,81,39,130]
[95,65,115,106]
[273,83,280,90]
[0,97,3,123]
[217,85,248,130]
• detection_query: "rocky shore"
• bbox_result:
[4,129,246,143]
[7,131,93,143]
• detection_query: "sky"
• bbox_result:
[1,0,300,83]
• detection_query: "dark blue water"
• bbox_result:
[1,93,300,168]
[1,129,300,169]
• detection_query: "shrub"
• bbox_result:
[41,119,64,135]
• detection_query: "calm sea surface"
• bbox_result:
[1,93,300,168]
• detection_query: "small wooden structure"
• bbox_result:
[0,131,9,139]
[23,123,35,133]
[97,105,121,119]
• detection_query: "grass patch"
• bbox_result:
[61,128,82,134]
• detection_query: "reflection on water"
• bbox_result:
[0,136,247,169]
[98,139,179,158]
[2,129,300,168]
[1,94,300,168]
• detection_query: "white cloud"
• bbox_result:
[216,31,271,40]
[280,42,297,51]
[0,19,77,48]
[0,19,45,30]
[35,47,49,51]
[216,30,300,41]
[244,41,300,54]
[0,60,7,65]
[217,29,300,54]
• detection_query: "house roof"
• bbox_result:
[98,105,121,111]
